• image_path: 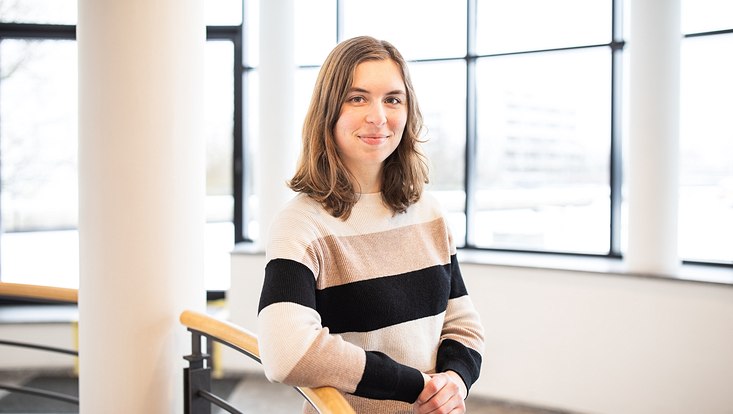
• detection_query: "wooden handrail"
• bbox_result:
[0,285,354,412]
[180,310,356,414]
[0,282,78,304]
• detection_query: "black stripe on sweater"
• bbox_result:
[354,351,425,403]
[258,255,470,331]
[316,264,452,334]
[436,338,483,390]
[258,258,317,314]
[449,254,468,299]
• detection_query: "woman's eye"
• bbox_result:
[349,96,365,103]
[385,97,402,105]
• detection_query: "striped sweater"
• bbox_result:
[257,192,484,413]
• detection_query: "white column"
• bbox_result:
[255,0,296,250]
[626,0,681,275]
[77,1,206,413]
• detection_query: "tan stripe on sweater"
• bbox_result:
[258,302,366,391]
[441,295,485,352]
[282,326,366,393]
[307,218,451,289]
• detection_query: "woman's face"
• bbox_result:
[333,59,407,178]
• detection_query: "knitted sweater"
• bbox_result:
[257,192,484,413]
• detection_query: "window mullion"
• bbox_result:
[609,0,624,256]
[464,0,478,248]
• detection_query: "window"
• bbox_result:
[475,0,610,54]
[278,0,620,256]
[244,0,730,270]
[0,2,244,291]
[410,61,467,243]
[1,29,78,288]
[0,0,77,25]
[679,1,733,265]
[342,0,466,60]
[475,48,612,253]
[2,1,730,293]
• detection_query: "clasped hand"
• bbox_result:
[413,371,468,414]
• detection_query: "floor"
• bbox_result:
[0,369,579,414]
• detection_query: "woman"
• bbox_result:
[257,36,484,414]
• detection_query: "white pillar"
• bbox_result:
[77,1,206,412]
[255,0,296,250]
[626,0,681,275]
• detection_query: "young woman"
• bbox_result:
[257,36,484,414]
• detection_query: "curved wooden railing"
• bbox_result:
[0,282,78,304]
[180,310,356,414]
[0,284,354,412]
[0,282,79,406]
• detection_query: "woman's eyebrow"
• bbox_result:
[347,87,406,96]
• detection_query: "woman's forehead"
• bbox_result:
[349,59,406,92]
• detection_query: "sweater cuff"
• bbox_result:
[435,339,482,392]
[354,351,425,403]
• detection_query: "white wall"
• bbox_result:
[227,252,733,414]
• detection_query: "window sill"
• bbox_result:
[457,248,733,287]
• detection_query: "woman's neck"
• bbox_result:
[349,164,382,194]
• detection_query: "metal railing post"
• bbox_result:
[183,329,212,414]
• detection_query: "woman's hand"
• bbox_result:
[413,371,467,413]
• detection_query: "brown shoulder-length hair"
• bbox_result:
[288,36,429,219]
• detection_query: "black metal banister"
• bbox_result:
[180,310,356,414]
[0,383,79,405]
[0,282,80,407]
[0,339,78,356]
[198,389,244,414]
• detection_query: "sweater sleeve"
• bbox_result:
[435,254,485,391]
[257,258,425,403]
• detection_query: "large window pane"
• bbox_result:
[342,0,466,60]
[410,61,467,246]
[477,0,610,55]
[204,41,235,290]
[1,39,78,286]
[244,0,331,67]
[244,69,259,239]
[475,48,611,253]
[295,67,319,133]
[0,39,239,290]
[0,0,76,24]
[679,34,733,265]
[205,0,243,26]
[682,0,733,34]
[294,0,336,66]
[205,41,234,218]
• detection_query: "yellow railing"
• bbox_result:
[0,282,78,303]
[180,310,356,414]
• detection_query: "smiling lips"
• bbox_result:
[358,134,389,145]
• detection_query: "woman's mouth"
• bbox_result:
[359,134,388,145]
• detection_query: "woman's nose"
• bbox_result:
[365,103,387,126]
